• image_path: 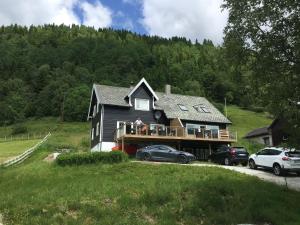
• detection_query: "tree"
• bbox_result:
[223,0,300,146]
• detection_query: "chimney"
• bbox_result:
[165,84,171,95]
[130,81,134,89]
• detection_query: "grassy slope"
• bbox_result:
[227,105,272,153]
[0,139,41,163]
[0,150,300,225]
[0,107,285,225]
[0,117,90,151]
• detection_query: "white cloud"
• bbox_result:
[80,1,112,28]
[0,0,80,26]
[0,0,112,28]
[141,0,228,44]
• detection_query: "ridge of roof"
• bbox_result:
[93,83,231,124]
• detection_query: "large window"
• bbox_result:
[135,98,150,111]
[186,123,219,138]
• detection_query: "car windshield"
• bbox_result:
[233,147,247,152]
[285,150,300,157]
[167,146,177,152]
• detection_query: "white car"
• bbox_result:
[249,147,300,176]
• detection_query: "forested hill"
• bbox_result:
[0,25,257,124]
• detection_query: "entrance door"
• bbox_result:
[117,121,126,138]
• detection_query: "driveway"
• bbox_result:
[134,161,300,191]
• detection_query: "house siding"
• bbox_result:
[90,94,101,149]
[102,84,168,142]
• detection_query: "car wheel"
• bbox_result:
[143,153,151,161]
[224,157,231,166]
[241,162,248,167]
[178,155,188,164]
[249,159,257,169]
[273,163,283,176]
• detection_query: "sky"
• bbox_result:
[0,0,228,44]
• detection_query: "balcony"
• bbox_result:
[115,124,237,143]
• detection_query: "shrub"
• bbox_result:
[11,124,28,135]
[56,151,128,166]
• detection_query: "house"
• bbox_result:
[87,78,237,160]
[244,118,288,146]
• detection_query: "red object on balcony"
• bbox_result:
[112,144,138,154]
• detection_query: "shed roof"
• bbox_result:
[244,126,269,139]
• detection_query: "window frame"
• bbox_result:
[135,98,150,111]
[178,104,188,111]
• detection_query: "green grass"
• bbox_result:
[0,139,41,163]
[0,146,299,225]
[227,105,273,153]
[0,117,90,151]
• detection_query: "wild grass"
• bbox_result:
[0,146,299,225]
[0,139,41,163]
[227,105,273,153]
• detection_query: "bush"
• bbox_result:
[56,151,128,166]
[11,124,28,135]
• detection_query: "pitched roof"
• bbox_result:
[93,83,231,124]
[244,126,269,138]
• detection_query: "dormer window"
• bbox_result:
[194,104,210,113]
[135,98,150,111]
[178,104,188,111]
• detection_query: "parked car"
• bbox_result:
[249,147,300,176]
[136,145,196,164]
[209,146,249,166]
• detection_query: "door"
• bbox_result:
[255,149,272,167]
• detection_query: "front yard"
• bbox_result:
[0,139,41,163]
[0,146,300,225]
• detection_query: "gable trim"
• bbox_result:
[87,84,101,120]
[126,78,159,101]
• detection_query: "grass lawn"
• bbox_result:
[227,105,273,153]
[0,139,41,163]
[0,117,90,152]
[0,107,284,224]
[0,146,299,225]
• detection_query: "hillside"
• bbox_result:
[0,25,258,126]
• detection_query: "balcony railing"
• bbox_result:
[115,124,237,142]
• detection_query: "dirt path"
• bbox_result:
[133,161,300,191]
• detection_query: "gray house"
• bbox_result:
[87,78,236,160]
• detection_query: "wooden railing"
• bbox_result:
[115,125,237,142]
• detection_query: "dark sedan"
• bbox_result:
[136,145,195,164]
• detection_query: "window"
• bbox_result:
[263,137,270,145]
[93,105,96,117]
[193,104,210,113]
[96,122,99,136]
[178,104,188,111]
[91,128,94,140]
[135,98,149,111]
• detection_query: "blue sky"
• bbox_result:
[0,0,228,44]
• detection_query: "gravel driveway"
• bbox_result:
[134,161,300,191]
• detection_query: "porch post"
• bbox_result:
[209,143,212,155]
[122,137,125,152]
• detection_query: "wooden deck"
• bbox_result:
[115,126,237,152]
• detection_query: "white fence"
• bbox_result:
[0,132,48,143]
[0,132,51,168]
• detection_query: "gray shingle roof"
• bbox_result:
[94,84,231,124]
[244,126,269,138]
